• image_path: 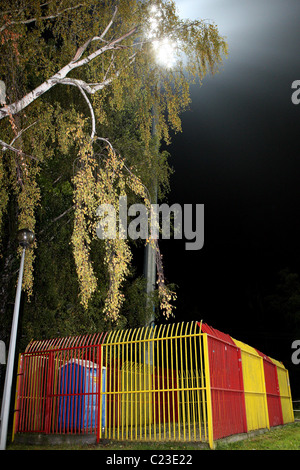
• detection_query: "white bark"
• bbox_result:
[0,6,137,121]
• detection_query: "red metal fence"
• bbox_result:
[15,333,105,436]
[200,323,247,440]
[256,350,283,427]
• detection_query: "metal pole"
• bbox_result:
[144,104,158,365]
[0,248,26,450]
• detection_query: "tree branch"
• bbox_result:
[71,6,118,63]
[63,80,96,139]
[0,139,39,161]
[0,16,138,121]
[39,205,75,235]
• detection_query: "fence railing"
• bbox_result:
[98,323,213,446]
[293,400,300,419]
[13,321,295,449]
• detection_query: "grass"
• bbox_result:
[6,422,300,451]
[216,422,300,450]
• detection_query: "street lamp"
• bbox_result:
[0,229,35,450]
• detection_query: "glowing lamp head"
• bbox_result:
[146,3,177,69]
[17,229,35,248]
[152,38,177,69]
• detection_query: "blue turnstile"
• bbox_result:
[58,359,105,431]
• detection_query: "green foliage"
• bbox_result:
[0,0,227,341]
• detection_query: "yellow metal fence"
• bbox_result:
[232,338,270,432]
[98,322,213,447]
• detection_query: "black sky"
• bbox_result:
[159,0,300,378]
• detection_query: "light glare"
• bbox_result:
[146,4,177,69]
[155,38,176,68]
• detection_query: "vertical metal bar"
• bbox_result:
[189,324,196,439]
[169,323,175,441]
[80,346,85,433]
[20,354,27,432]
[143,327,146,440]
[236,346,247,433]
[33,354,39,431]
[156,325,162,440]
[18,354,25,433]
[165,324,171,441]
[25,355,32,432]
[203,333,214,449]
[92,344,97,434]
[111,332,116,439]
[18,354,26,432]
[127,331,131,440]
[87,346,91,433]
[45,352,54,434]
[84,348,88,433]
[133,328,138,441]
[116,332,121,440]
[200,333,208,441]
[107,332,113,439]
[57,350,63,433]
[12,354,22,442]
[274,362,284,425]
[38,355,45,431]
[51,352,58,434]
[96,345,102,442]
[28,355,36,431]
[138,329,142,440]
[161,326,166,440]
[174,323,181,441]
[41,356,47,432]
[151,326,157,441]
[69,349,74,433]
[184,323,191,440]
[104,332,112,439]
[40,355,47,431]
[147,326,152,441]
[260,355,270,430]
[193,327,202,441]
[179,323,186,440]
[121,331,125,440]
[62,349,68,434]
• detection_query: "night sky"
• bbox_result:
[159,0,300,379]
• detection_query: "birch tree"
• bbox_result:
[0,0,227,326]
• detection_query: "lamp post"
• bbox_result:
[143,4,177,364]
[0,229,35,450]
